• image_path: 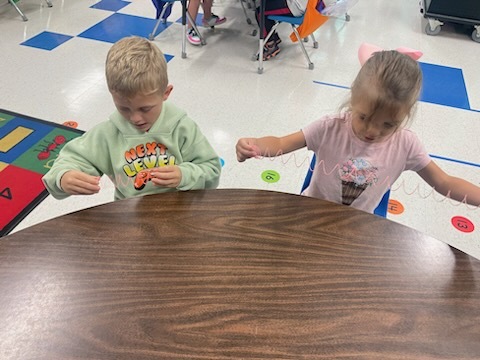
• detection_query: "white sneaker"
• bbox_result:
[187,28,201,46]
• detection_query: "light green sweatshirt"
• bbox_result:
[42,102,221,200]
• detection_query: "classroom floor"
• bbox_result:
[1,0,479,258]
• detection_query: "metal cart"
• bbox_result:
[420,0,480,43]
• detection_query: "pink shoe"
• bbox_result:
[202,14,226,27]
[187,28,201,46]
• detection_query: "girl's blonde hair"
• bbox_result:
[348,50,422,126]
[105,36,168,97]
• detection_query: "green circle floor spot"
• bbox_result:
[261,170,280,183]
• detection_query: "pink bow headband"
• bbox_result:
[358,43,423,65]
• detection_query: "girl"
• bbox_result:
[236,44,480,213]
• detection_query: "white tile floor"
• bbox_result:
[1,0,479,258]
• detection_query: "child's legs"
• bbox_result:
[187,0,201,28]
[201,0,213,19]
[255,0,292,39]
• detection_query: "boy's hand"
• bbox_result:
[150,166,182,188]
[60,170,101,195]
[236,138,260,162]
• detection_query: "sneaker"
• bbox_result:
[202,14,227,27]
[256,42,281,61]
[187,28,201,46]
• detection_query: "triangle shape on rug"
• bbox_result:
[0,187,12,200]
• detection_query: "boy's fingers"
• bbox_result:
[152,172,173,180]
[69,171,100,185]
[69,183,100,195]
[152,166,173,172]
[82,176,101,185]
[151,167,179,180]
[151,167,174,175]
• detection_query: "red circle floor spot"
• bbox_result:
[451,216,475,233]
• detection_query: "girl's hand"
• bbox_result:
[150,166,182,188]
[60,170,101,195]
[236,138,260,162]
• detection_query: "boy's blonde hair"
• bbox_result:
[106,36,168,97]
[349,50,422,126]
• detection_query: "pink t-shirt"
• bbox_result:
[302,113,431,213]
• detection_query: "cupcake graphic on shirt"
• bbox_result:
[338,158,378,205]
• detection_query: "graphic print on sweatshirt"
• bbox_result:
[122,142,176,190]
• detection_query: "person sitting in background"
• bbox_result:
[255,0,307,60]
[256,0,357,60]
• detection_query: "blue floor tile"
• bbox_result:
[419,62,470,110]
[78,13,170,44]
[21,32,73,51]
[90,0,131,12]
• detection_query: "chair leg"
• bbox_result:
[257,38,264,74]
[310,33,318,49]
[180,0,188,58]
[239,0,253,25]
[8,0,28,21]
[255,22,280,74]
[263,23,279,45]
[239,0,256,35]
[149,5,169,41]
[44,0,53,7]
[291,25,314,70]
[181,23,187,58]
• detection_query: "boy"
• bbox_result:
[43,36,221,200]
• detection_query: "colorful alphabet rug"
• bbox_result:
[0,109,84,236]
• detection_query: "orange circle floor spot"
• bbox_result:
[387,199,404,215]
[62,120,78,128]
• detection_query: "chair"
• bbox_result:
[301,154,390,217]
[257,0,328,72]
[8,0,52,21]
[149,0,205,59]
[239,0,258,36]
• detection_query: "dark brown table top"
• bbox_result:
[1,189,479,359]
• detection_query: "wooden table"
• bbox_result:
[1,189,479,359]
